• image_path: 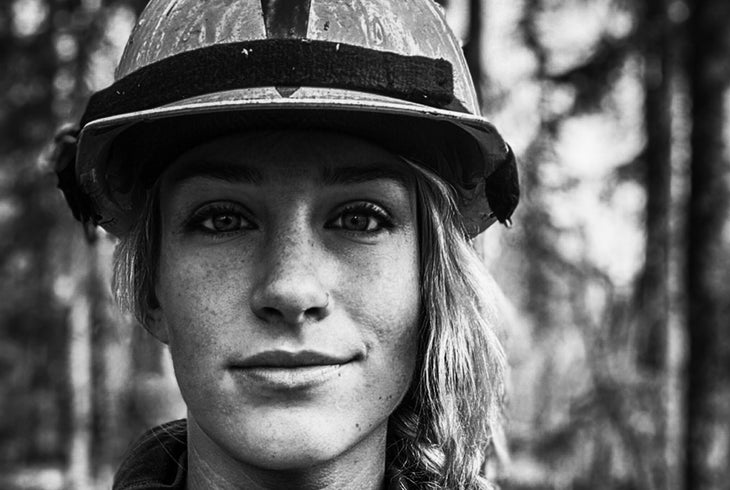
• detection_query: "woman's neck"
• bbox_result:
[186,417,387,490]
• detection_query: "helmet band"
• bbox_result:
[80,39,463,127]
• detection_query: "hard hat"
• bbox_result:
[54,0,519,237]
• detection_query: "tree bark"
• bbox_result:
[685,0,730,488]
[636,1,673,487]
[637,0,671,375]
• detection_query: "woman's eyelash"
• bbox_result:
[183,203,254,234]
[328,202,395,232]
[181,201,394,235]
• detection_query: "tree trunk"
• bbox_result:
[463,0,483,106]
[685,0,730,488]
[636,0,673,488]
[64,234,94,490]
[637,0,671,375]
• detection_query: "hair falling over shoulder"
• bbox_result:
[385,161,507,489]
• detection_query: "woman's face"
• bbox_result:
[149,130,420,475]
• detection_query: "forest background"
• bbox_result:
[1,0,729,488]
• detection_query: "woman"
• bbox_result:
[53,0,519,488]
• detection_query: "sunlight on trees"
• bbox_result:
[11,0,48,38]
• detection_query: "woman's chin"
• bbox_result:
[195,410,387,472]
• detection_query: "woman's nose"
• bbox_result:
[249,233,333,326]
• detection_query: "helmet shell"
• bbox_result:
[73,0,516,236]
[116,0,478,111]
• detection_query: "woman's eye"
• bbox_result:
[202,213,246,232]
[186,204,254,234]
[328,203,393,233]
[340,211,379,231]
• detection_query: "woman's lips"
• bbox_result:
[236,349,354,368]
[230,350,357,390]
[234,364,346,390]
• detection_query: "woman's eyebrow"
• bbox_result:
[320,165,411,187]
[167,160,411,187]
[167,160,264,185]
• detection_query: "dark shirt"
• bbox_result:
[113,419,188,489]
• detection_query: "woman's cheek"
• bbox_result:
[158,249,243,353]
[344,238,419,368]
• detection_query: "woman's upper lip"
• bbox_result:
[233,350,356,368]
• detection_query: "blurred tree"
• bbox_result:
[517,0,561,339]
[464,0,484,106]
[635,0,672,375]
[633,0,675,488]
[0,0,153,487]
[0,0,71,472]
[685,0,730,489]
[509,0,681,488]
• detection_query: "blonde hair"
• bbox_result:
[385,162,506,489]
[113,157,506,489]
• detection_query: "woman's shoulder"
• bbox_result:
[113,419,188,490]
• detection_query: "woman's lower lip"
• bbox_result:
[231,364,345,390]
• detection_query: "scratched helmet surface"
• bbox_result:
[60,0,519,237]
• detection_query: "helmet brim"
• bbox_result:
[77,86,510,237]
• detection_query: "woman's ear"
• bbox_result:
[143,295,170,344]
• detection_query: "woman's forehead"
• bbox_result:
[163,129,412,185]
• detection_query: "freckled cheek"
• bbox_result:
[156,246,254,356]
[341,241,420,384]
[351,238,419,320]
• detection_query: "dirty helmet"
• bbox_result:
[54,0,519,237]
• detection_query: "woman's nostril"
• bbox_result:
[305,305,330,321]
[260,306,283,321]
